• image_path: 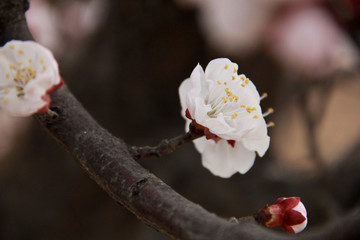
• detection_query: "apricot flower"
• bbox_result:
[179,58,270,177]
[0,40,62,117]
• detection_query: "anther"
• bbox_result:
[18,49,24,54]
[225,64,229,70]
[260,93,268,100]
[263,108,274,117]
[267,122,275,128]
[217,80,222,85]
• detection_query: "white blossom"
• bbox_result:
[179,58,270,177]
[0,40,62,117]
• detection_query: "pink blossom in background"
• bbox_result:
[26,0,60,53]
[58,0,106,42]
[26,0,106,55]
[189,0,275,54]
[176,0,359,78]
[268,2,358,78]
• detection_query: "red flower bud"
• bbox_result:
[255,197,307,234]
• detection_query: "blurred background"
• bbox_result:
[1,0,360,239]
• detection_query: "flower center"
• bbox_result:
[1,45,47,104]
[206,66,259,121]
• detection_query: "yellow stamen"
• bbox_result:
[217,80,222,85]
[3,98,9,103]
[234,68,237,73]
[42,65,46,71]
[261,92,268,100]
[232,76,235,80]
[28,59,33,63]
[222,96,228,103]
[224,82,227,85]
[267,122,275,127]
[232,112,238,119]
[253,115,259,119]
[268,108,274,113]
[240,104,246,108]
[18,49,24,54]
[5,73,10,78]
[4,88,10,94]
[245,78,249,84]
[240,76,245,81]
[9,45,15,49]
[246,107,257,113]
[224,64,229,70]
[241,83,245,87]
[9,63,17,70]
[40,59,45,64]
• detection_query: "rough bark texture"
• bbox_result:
[1,0,360,239]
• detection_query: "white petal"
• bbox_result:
[200,139,256,178]
[291,218,307,234]
[193,96,212,121]
[0,56,13,87]
[205,58,238,83]
[202,113,233,135]
[293,201,307,219]
[0,88,47,117]
[230,142,257,174]
[193,136,207,153]
[241,118,270,156]
[186,64,208,117]
[178,78,191,118]
[2,40,60,87]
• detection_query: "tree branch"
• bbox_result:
[2,1,360,239]
[130,130,203,160]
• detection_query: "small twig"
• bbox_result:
[130,130,203,160]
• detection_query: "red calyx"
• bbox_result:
[37,77,64,113]
[47,77,64,94]
[37,94,51,113]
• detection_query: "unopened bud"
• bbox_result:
[254,197,307,234]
